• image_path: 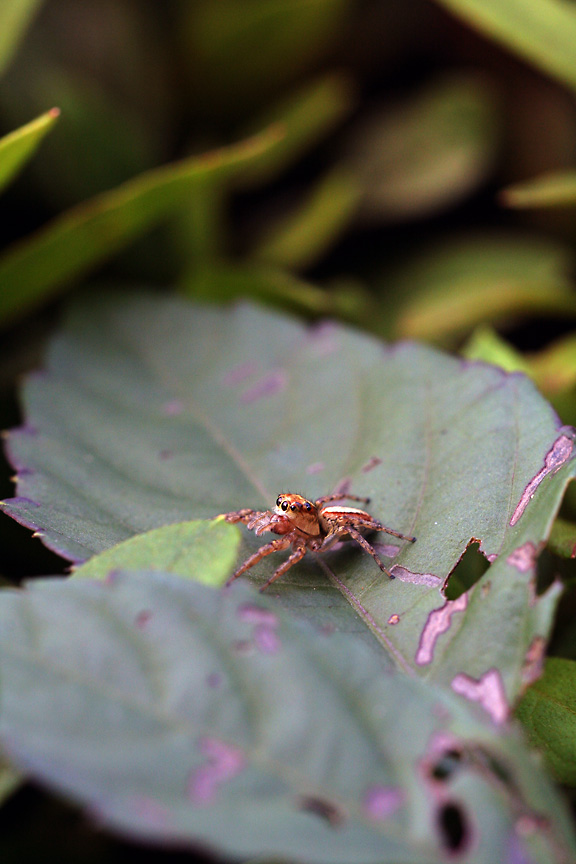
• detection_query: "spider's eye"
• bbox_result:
[281,500,289,511]
[276,496,282,507]
[290,503,297,511]
[305,502,311,511]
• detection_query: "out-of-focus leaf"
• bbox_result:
[0,755,21,805]
[238,73,355,188]
[0,107,59,194]
[432,0,576,95]
[0,572,574,863]
[344,73,499,221]
[251,166,361,270]
[462,325,531,375]
[180,0,350,117]
[381,234,576,344]
[529,334,576,396]
[0,0,43,77]
[516,657,576,786]
[3,294,575,711]
[502,171,576,209]
[0,124,283,327]
[547,517,576,559]
[181,261,368,322]
[73,519,239,586]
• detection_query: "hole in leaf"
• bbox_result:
[298,795,346,827]
[430,748,463,782]
[437,801,470,855]
[445,541,489,600]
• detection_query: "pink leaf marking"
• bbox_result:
[363,785,405,821]
[507,541,539,574]
[510,431,574,526]
[237,603,280,654]
[521,636,546,688]
[451,668,509,724]
[361,456,382,474]
[222,361,258,387]
[392,565,442,588]
[306,461,325,475]
[162,399,184,416]
[415,594,468,666]
[241,370,287,404]
[188,737,245,805]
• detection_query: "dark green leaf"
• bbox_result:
[516,657,576,786]
[3,294,574,705]
[0,572,573,863]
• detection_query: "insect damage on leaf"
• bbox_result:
[510,428,575,526]
[451,668,509,724]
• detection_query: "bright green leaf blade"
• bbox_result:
[3,294,575,706]
[502,171,576,209]
[0,572,574,863]
[382,233,576,344]
[433,0,576,94]
[462,325,532,375]
[516,657,576,786]
[0,124,283,327]
[0,0,43,77]
[344,72,499,221]
[73,519,239,586]
[0,107,59,194]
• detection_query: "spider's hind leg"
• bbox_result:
[346,527,395,579]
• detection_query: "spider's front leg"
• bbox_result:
[225,534,293,588]
[223,508,262,525]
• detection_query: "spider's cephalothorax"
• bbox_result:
[221,492,416,592]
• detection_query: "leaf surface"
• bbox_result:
[3,294,574,705]
[74,519,239,586]
[0,572,573,863]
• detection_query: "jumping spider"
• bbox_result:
[222,492,416,592]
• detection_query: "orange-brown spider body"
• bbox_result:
[222,492,416,592]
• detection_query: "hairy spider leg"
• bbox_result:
[323,524,395,579]
[258,543,307,592]
[224,509,259,524]
[365,518,416,543]
[315,493,371,506]
[225,535,293,587]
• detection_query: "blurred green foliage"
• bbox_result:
[3,0,576,857]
